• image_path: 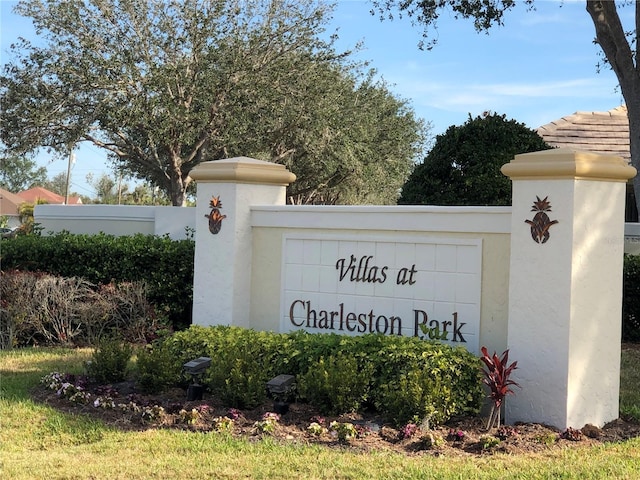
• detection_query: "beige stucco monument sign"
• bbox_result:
[190,149,635,430]
[281,234,481,352]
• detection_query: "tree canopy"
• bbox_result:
[399,113,552,206]
[269,67,425,205]
[41,172,68,197]
[373,0,640,213]
[84,173,169,205]
[1,0,426,206]
[0,155,47,192]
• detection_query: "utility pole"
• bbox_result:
[65,150,75,205]
[117,171,123,205]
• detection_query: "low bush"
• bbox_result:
[135,339,182,394]
[0,270,166,348]
[623,254,640,341]
[0,232,194,330]
[207,342,270,409]
[298,353,374,415]
[165,326,483,426]
[375,368,450,427]
[86,336,133,384]
[279,330,347,374]
[158,326,284,407]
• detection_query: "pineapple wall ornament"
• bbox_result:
[205,195,227,234]
[524,196,559,244]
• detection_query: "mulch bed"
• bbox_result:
[32,377,640,457]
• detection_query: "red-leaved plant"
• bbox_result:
[480,346,520,430]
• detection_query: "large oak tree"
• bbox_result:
[373,0,640,212]
[1,0,426,206]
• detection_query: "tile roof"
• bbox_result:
[536,105,630,162]
[0,187,25,216]
[16,186,82,205]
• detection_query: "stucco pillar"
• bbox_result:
[189,157,296,327]
[501,148,636,429]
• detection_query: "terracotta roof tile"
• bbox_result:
[0,187,25,216]
[16,186,82,205]
[537,105,630,162]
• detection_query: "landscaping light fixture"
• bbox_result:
[266,374,296,414]
[183,357,211,401]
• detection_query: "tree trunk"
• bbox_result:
[586,0,640,214]
[169,155,187,206]
[628,101,640,215]
[169,180,186,207]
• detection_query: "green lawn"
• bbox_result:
[1,347,640,480]
[621,345,640,419]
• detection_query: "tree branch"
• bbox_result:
[586,1,637,94]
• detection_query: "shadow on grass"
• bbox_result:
[0,347,92,400]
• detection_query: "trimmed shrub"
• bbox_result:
[164,326,483,425]
[136,340,182,394]
[207,342,270,409]
[163,324,224,374]
[87,336,133,384]
[299,353,374,415]
[375,368,447,427]
[623,254,640,342]
[0,232,194,330]
[277,331,350,375]
[164,326,289,408]
[363,337,483,426]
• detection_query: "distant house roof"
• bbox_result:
[537,105,630,162]
[16,186,82,205]
[0,187,24,216]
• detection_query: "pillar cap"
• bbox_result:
[501,148,637,182]
[190,157,296,186]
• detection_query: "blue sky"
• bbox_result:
[0,0,628,198]
[332,0,625,130]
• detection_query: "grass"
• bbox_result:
[1,347,640,479]
[621,346,640,419]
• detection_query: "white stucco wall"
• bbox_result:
[27,201,640,251]
[34,204,195,239]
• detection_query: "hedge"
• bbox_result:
[160,326,484,426]
[0,232,194,330]
[2,233,640,340]
[623,254,640,342]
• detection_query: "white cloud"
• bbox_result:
[480,78,611,97]
[388,75,618,110]
[520,11,571,27]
